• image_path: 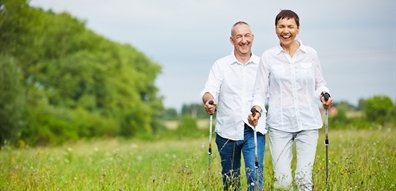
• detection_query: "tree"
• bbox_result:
[159,108,179,120]
[0,0,164,145]
[363,95,394,125]
[336,101,357,111]
[181,103,207,119]
[0,55,24,146]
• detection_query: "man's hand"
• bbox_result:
[205,100,216,115]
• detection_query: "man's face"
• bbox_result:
[276,18,299,46]
[230,24,254,55]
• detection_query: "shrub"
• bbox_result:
[363,95,394,125]
[177,115,198,134]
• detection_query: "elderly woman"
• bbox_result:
[248,9,333,191]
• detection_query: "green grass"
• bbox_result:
[1,127,395,190]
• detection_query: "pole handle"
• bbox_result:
[250,107,261,118]
[208,100,216,114]
[321,92,330,101]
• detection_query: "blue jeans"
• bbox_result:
[215,124,266,191]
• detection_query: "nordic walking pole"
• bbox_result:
[207,100,215,187]
[322,93,330,188]
[250,107,259,190]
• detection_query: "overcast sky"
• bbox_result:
[30,0,395,110]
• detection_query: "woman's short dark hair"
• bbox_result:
[275,9,300,27]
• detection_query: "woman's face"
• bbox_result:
[276,18,299,47]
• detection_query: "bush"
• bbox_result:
[363,95,394,125]
[329,107,348,128]
[20,103,78,146]
[72,107,119,138]
[347,117,372,129]
[177,115,198,134]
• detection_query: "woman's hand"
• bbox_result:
[248,106,261,126]
[320,92,333,109]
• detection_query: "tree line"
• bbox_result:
[163,96,396,130]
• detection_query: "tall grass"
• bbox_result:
[1,127,395,190]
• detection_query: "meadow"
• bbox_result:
[1,126,395,191]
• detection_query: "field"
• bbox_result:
[1,127,395,191]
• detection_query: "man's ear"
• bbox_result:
[229,37,234,45]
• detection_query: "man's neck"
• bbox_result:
[235,52,252,65]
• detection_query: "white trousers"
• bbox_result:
[269,128,318,191]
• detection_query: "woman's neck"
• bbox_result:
[282,41,300,57]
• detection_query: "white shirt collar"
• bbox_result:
[276,39,308,55]
[230,51,259,65]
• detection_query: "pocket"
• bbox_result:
[298,62,313,78]
[271,65,284,78]
[301,62,313,68]
[272,65,284,70]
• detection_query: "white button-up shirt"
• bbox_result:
[252,40,329,132]
[200,52,267,140]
